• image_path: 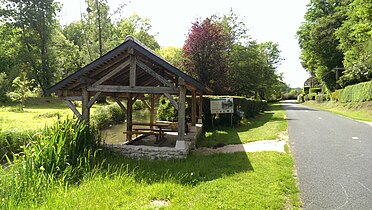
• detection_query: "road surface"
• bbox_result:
[282,101,372,209]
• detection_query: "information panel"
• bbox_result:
[210,98,234,114]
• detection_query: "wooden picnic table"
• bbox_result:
[129,122,171,143]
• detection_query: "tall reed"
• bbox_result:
[0,118,102,208]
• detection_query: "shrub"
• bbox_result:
[339,81,372,102]
[305,93,317,101]
[202,96,267,129]
[157,96,179,122]
[91,103,126,129]
[309,88,322,94]
[315,94,331,103]
[303,86,310,94]
[0,129,36,158]
[331,90,341,101]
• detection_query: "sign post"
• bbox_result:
[210,98,234,127]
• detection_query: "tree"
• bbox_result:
[183,18,229,93]
[297,0,346,91]
[157,46,183,68]
[335,0,372,87]
[0,0,59,96]
[116,14,160,50]
[6,77,35,111]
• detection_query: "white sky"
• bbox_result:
[57,0,310,88]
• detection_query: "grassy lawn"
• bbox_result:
[1,99,301,209]
[304,100,372,122]
[0,97,74,130]
[28,151,300,209]
[197,103,287,147]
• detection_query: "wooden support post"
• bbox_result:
[191,90,196,126]
[176,78,186,148]
[82,84,90,122]
[150,94,155,129]
[114,98,127,112]
[198,95,203,124]
[65,100,82,119]
[126,95,133,141]
[129,52,136,87]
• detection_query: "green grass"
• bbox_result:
[304,100,372,122]
[22,151,300,209]
[197,103,287,147]
[1,99,300,209]
[0,97,74,130]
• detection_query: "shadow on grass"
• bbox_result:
[198,103,286,147]
[97,150,253,186]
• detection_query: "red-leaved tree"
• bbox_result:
[183,18,229,93]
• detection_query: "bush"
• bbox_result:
[309,88,322,94]
[305,93,317,101]
[315,94,331,103]
[157,96,179,122]
[331,90,341,101]
[0,129,36,158]
[339,81,372,103]
[303,86,310,94]
[202,96,267,129]
[91,103,126,130]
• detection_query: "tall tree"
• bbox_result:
[116,14,160,50]
[297,0,345,91]
[0,0,59,96]
[183,18,229,93]
[335,0,372,87]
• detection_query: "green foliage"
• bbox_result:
[0,129,35,158]
[339,81,372,102]
[6,77,35,111]
[303,86,310,94]
[281,88,302,100]
[115,14,160,51]
[297,0,345,91]
[309,87,321,94]
[91,104,126,130]
[315,94,331,103]
[0,72,9,102]
[156,96,178,122]
[202,96,267,129]
[335,0,372,86]
[0,118,101,208]
[331,89,341,101]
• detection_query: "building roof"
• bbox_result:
[47,36,209,97]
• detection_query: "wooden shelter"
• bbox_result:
[47,36,208,149]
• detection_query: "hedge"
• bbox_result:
[303,86,310,95]
[156,96,267,129]
[202,96,267,129]
[309,88,321,94]
[339,81,372,103]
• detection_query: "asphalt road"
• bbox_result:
[282,101,372,209]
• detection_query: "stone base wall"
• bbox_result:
[105,123,203,160]
[106,144,189,160]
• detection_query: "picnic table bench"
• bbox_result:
[124,122,171,143]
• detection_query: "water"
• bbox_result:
[103,109,151,144]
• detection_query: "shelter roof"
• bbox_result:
[47,36,209,97]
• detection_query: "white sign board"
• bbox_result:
[210,98,234,114]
